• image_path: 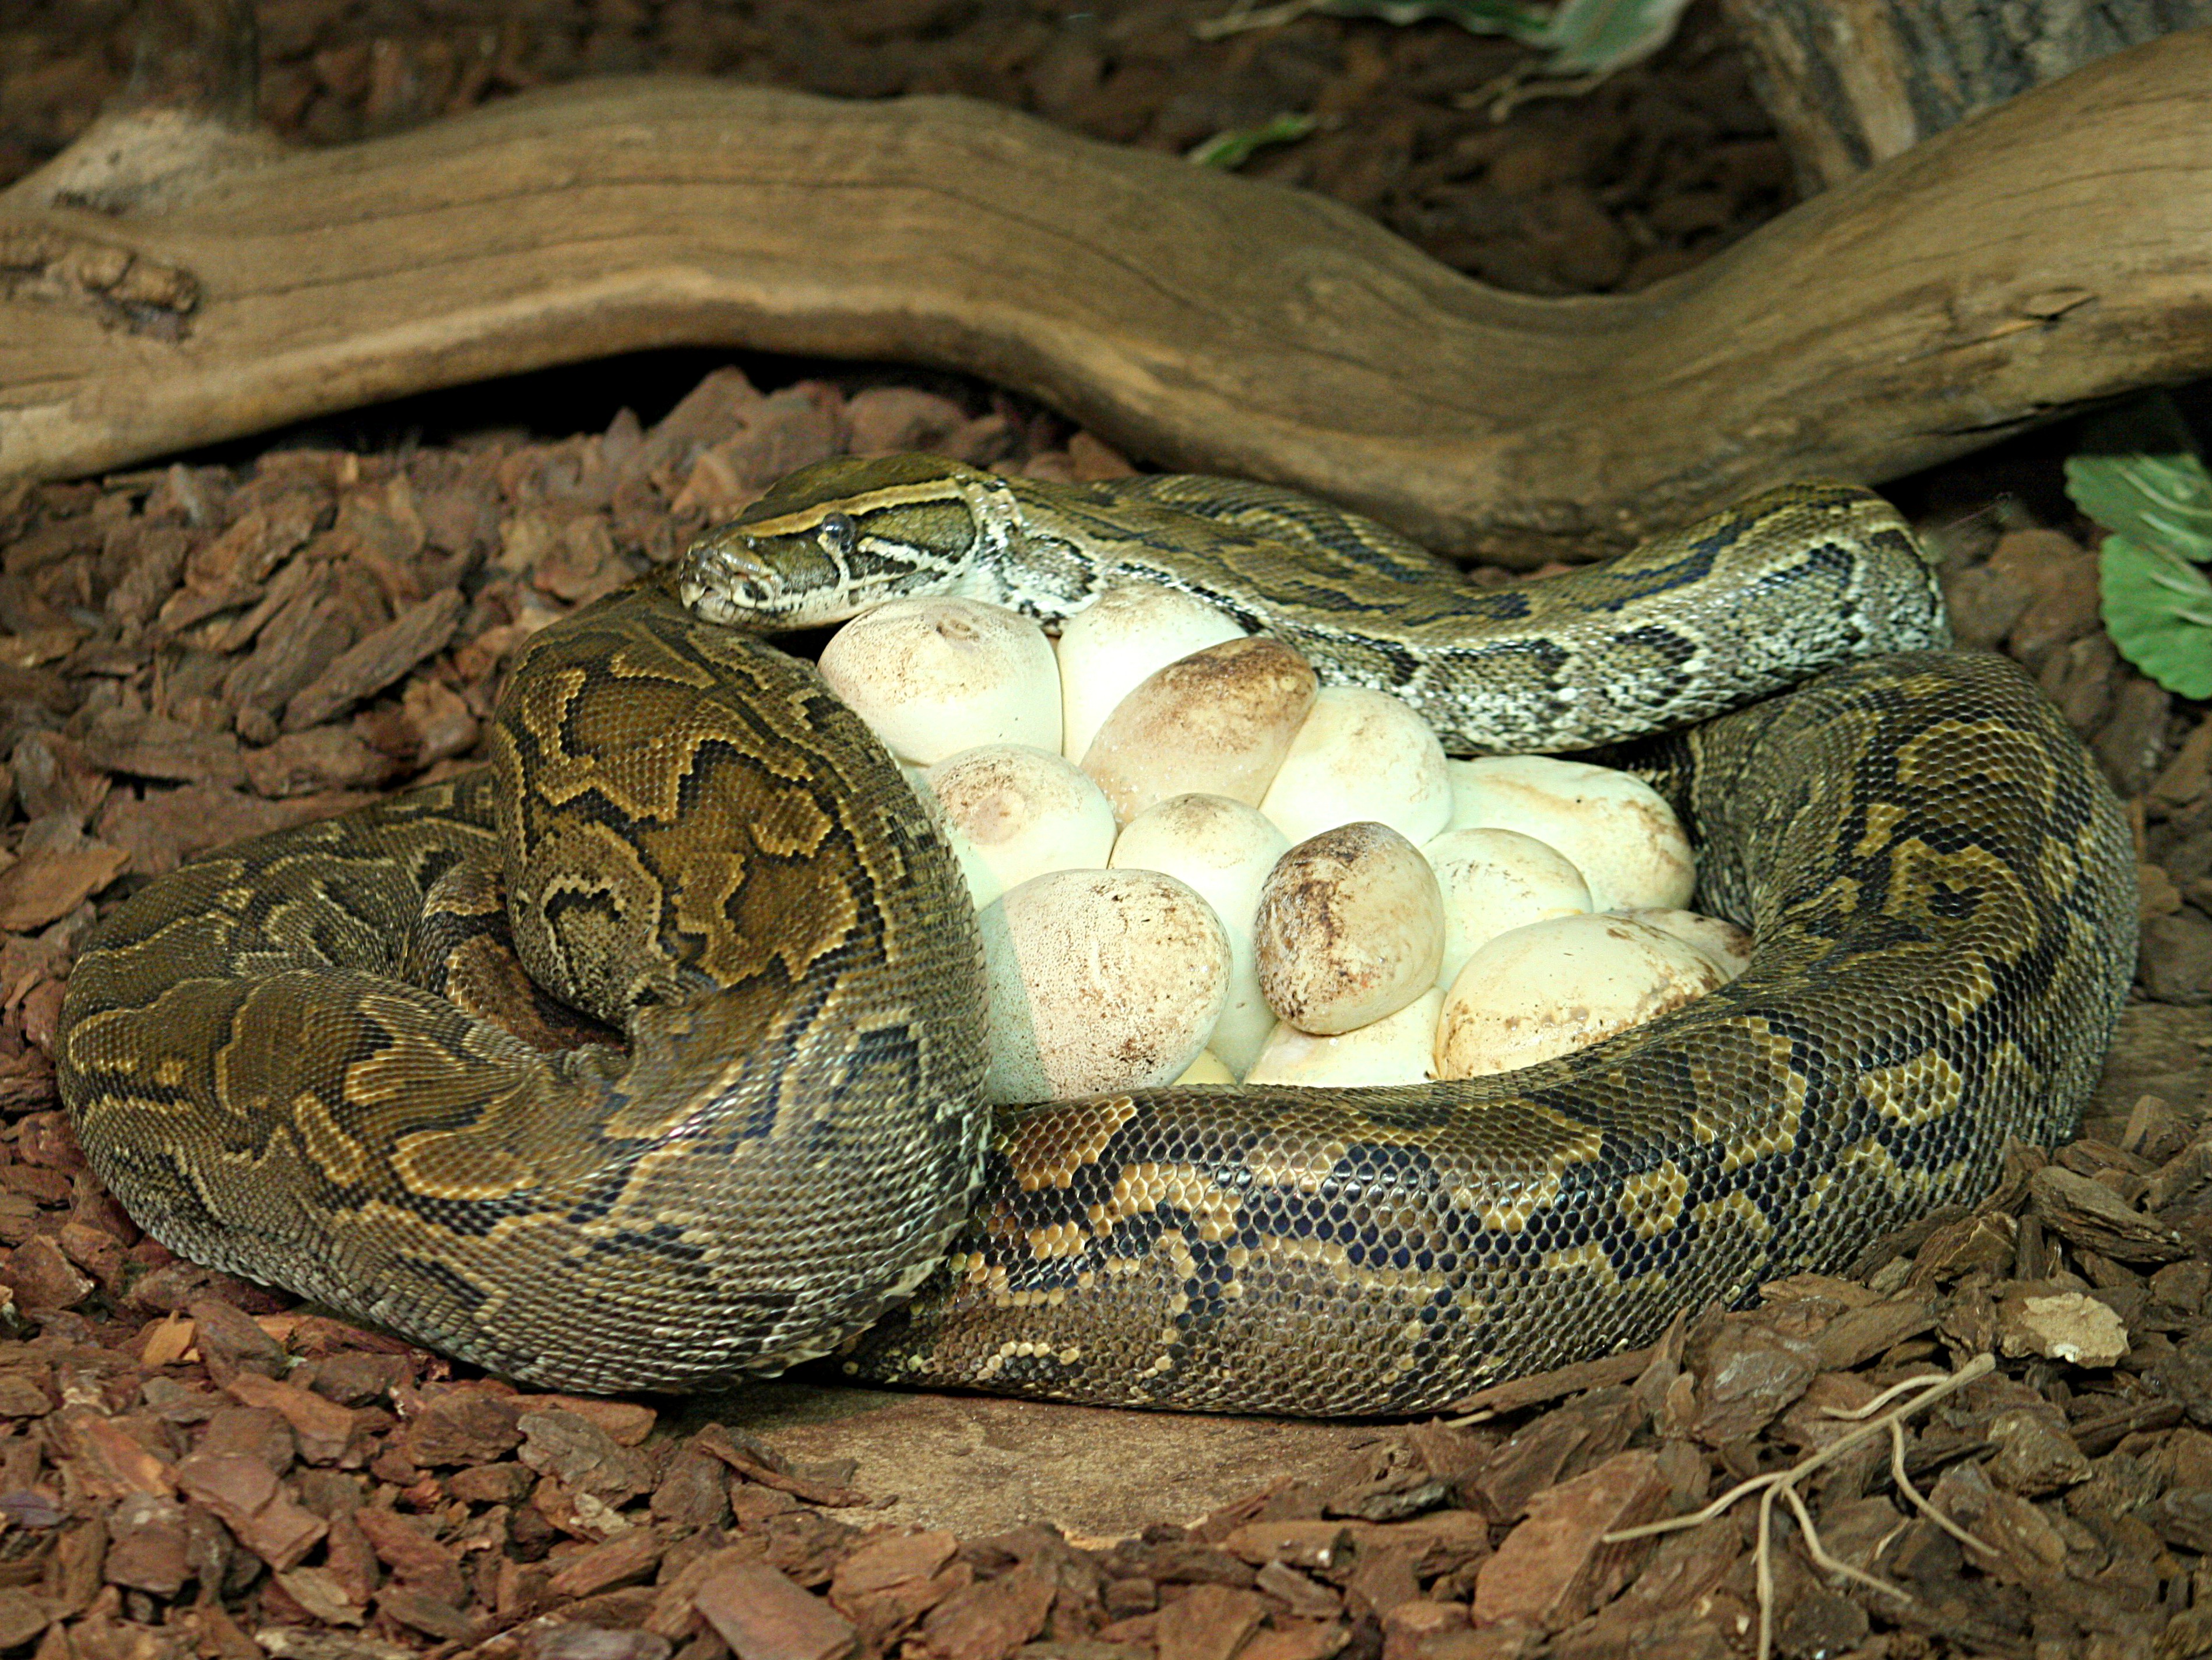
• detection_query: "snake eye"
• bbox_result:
[819,512,857,555]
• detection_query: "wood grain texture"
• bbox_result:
[2,30,2210,564]
[1722,0,2212,189]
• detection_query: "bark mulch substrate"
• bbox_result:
[0,364,2203,1660]
[0,0,1786,300]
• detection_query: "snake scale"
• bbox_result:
[57,457,2136,1414]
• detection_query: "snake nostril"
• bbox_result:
[690,540,773,588]
[723,544,775,582]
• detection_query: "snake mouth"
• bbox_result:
[678,541,793,628]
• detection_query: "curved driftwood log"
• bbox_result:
[1,30,2209,564]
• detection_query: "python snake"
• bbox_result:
[57,460,2136,1413]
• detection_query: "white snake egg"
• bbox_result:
[1079,636,1318,824]
[1260,684,1453,848]
[1433,912,1728,1079]
[819,596,1061,764]
[1254,821,1445,1036]
[977,868,1232,1105]
[925,744,1117,909]
[1422,825,1594,991]
[1614,905,1754,979]
[1444,755,1693,912]
[1244,989,1443,1087]
[1053,586,1246,762]
[1109,793,1290,1077]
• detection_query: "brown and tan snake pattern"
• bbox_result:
[59,581,990,1392]
[55,472,2137,1412]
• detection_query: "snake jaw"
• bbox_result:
[678,520,896,629]
[679,532,965,628]
[677,539,785,628]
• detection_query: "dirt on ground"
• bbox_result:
[0,3,2209,1659]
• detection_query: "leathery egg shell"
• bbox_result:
[1260,685,1452,847]
[1110,793,1290,1077]
[1244,989,1441,1088]
[1615,906,1754,978]
[1080,637,1318,824]
[925,745,1117,909]
[819,597,1060,764]
[1255,821,1444,1036]
[1446,755,1692,911]
[977,868,1231,1105]
[1423,826,1591,990]
[1433,913,1726,1079]
[1055,586,1247,762]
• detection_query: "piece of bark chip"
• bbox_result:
[694,1560,858,1660]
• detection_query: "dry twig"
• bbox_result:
[1603,1353,1997,1660]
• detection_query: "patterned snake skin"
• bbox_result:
[56,464,2137,1412]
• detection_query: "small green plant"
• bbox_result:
[1199,0,1691,74]
[2064,393,2212,699]
[1191,0,1690,160]
[1186,112,1321,168]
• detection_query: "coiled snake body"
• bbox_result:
[58,459,2136,1413]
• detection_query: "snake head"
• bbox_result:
[678,453,1017,629]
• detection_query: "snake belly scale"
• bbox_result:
[58,460,2136,1413]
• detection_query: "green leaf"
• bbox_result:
[1186,112,1320,169]
[1522,0,1696,72]
[2065,394,2212,558]
[2098,532,2212,698]
[1313,0,1552,31]
[2065,393,2212,697]
[1204,0,1689,75]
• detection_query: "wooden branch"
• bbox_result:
[2,31,2210,565]
[1722,0,2212,191]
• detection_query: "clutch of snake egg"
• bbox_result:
[843,585,1728,1100]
